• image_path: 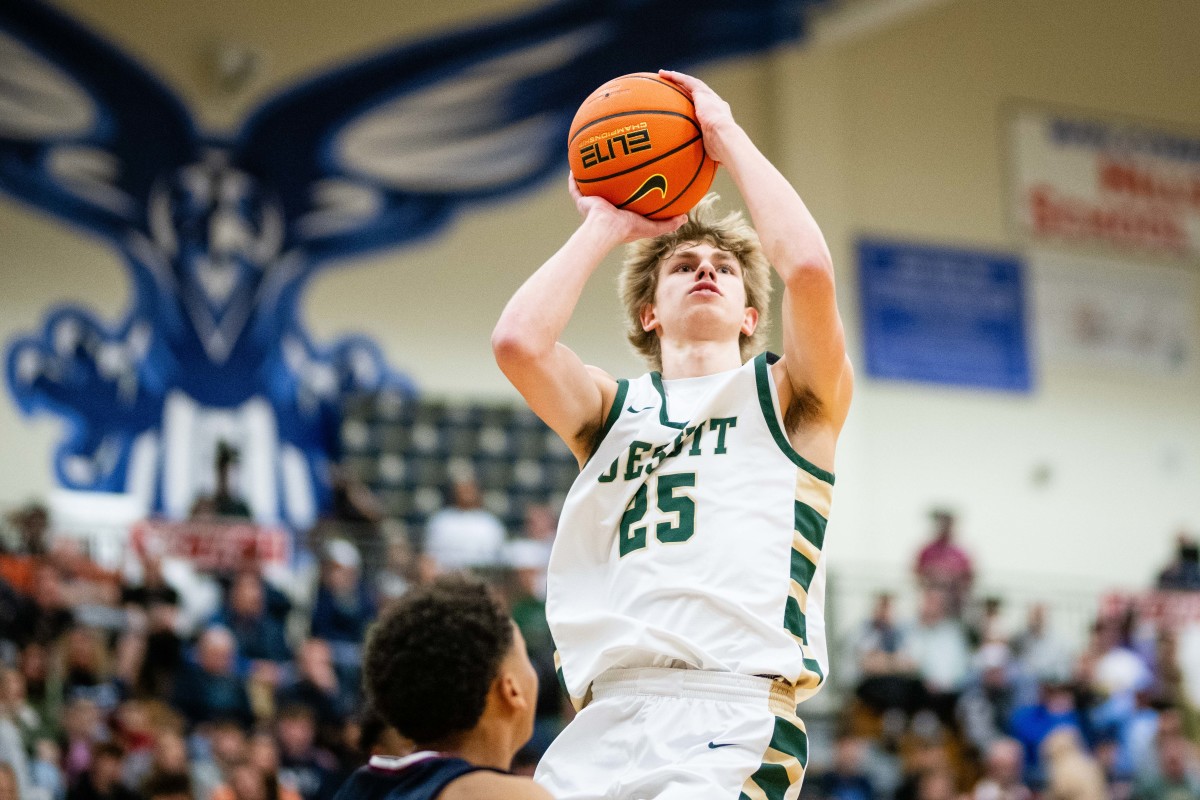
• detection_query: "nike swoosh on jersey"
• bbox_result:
[626,404,655,413]
[618,173,668,207]
[707,742,737,749]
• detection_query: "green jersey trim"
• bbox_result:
[648,371,688,429]
[752,353,835,486]
[586,379,629,464]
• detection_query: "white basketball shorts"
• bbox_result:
[533,668,808,800]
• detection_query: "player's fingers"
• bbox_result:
[568,174,583,200]
[649,214,688,235]
[659,69,709,94]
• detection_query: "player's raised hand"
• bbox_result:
[569,175,686,243]
[658,69,738,164]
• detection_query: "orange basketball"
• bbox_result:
[568,72,716,220]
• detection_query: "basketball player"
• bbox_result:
[492,69,853,800]
[334,574,552,800]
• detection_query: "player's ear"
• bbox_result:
[639,303,659,333]
[496,671,528,713]
[740,306,759,337]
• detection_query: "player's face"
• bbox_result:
[644,241,756,344]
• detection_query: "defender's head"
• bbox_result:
[620,195,772,370]
[363,574,537,753]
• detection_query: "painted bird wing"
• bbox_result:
[0,0,199,242]
[234,0,821,267]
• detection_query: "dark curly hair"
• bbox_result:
[363,573,514,745]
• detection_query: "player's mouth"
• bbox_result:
[690,280,721,296]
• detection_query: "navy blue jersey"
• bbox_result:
[332,753,504,800]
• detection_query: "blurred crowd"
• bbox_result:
[1,482,1198,800]
[0,468,564,800]
[804,511,1200,800]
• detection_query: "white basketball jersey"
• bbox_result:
[547,352,835,709]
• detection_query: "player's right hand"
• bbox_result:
[569,175,686,243]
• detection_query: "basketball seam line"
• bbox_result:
[568,109,699,146]
[573,134,704,184]
[627,74,693,102]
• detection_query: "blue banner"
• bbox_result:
[857,239,1032,392]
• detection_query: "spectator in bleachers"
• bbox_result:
[62,697,106,785]
[1155,534,1200,592]
[274,705,339,800]
[0,764,17,800]
[215,571,292,669]
[807,733,878,800]
[251,727,309,800]
[0,502,46,595]
[1008,679,1086,786]
[191,719,248,800]
[903,587,972,725]
[968,596,1009,649]
[140,727,190,798]
[20,563,75,647]
[966,737,1031,800]
[170,626,253,730]
[852,593,923,717]
[518,503,556,562]
[1131,729,1200,799]
[373,527,416,603]
[121,561,184,700]
[0,682,31,800]
[309,541,374,708]
[1088,617,1153,702]
[1011,605,1073,704]
[958,642,1019,756]
[30,738,65,800]
[3,665,51,751]
[913,509,974,615]
[499,545,559,765]
[423,475,505,572]
[67,743,141,800]
[211,443,253,521]
[1041,727,1107,800]
[275,639,344,752]
[19,644,62,742]
[50,539,122,610]
[63,626,123,713]
[140,772,191,800]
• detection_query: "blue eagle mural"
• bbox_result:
[1,0,826,529]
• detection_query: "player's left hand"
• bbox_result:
[658,69,739,164]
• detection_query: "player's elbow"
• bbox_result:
[780,255,835,294]
[491,323,549,370]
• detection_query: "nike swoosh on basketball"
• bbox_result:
[618,173,668,207]
[707,742,737,749]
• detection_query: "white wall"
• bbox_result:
[2,0,1198,594]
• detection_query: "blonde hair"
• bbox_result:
[619,194,772,370]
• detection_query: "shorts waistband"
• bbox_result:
[590,668,797,715]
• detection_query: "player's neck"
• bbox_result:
[444,722,514,772]
[658,339,742,379]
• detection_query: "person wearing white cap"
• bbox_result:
[311,539,376,699]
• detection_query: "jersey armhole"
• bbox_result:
[584,379,628,465]
[753,353,835,486]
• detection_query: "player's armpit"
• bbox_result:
[440,771,555,800]
[492,331,615,464]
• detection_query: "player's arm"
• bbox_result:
[661,70,853,431]
[492,178,684,463]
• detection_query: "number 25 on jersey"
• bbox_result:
[619,472,696,556]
